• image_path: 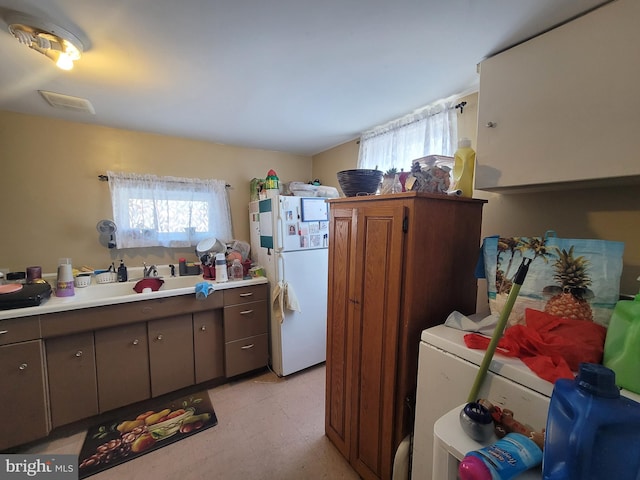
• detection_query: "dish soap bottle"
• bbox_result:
[117,259,128,282]
[452,137,476,197]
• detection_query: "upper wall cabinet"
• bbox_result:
[476,0,640,192]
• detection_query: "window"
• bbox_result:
[358,96,459,173]
[107,171,232,249]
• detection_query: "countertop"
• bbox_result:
[0,276,269,321]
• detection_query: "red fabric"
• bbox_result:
[464,308,607,384]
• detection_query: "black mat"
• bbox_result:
[78,391,217,479]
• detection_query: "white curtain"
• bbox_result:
[107,171,233,249]
[358,96,458,173]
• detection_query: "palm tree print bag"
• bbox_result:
[482,231,624,328]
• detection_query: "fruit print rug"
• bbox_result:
[78,391,217,479]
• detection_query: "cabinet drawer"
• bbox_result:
[0,316,41,345]
[223,300,268,342]
[224,333,268,378]
[223,284,268,306]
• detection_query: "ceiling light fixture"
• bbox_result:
[5,13,84,71]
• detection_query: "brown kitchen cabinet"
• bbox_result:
[324,192,485,480]
[0,323,50,451]
[95,323,151,412]
[46,332,99,428]
[222,284,269,377]
[148,314,194,397]
[193,310,225,383]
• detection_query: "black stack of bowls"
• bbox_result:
[337,169,383,197]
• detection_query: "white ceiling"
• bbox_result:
[0,0,610,156]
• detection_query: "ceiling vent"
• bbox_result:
[39,90,96,114]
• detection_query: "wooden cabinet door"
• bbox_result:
[193,310,224,384]
[0,340,49,450]
[46,332,98,428]
[325,207,357,459]
[148,315,194,397]
[95,323,150,412]
[349,203,406,480]
[325,202,406,480]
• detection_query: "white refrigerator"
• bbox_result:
[249,192,329,377]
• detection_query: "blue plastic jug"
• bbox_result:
[542,363,640,480]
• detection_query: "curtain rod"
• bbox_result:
[98,175,231,188]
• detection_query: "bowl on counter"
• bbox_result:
[133,277,164,293]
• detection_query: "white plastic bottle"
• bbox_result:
[452,137,476,198]
[214,253,228,283]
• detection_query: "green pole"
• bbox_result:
[467,258,532,403]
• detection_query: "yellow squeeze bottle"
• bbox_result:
[452,138,476,197]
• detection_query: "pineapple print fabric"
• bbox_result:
[482,234,624,327]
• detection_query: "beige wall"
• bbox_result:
[0,111,312,275]
[312,139,360,193]
[311,92,640,298]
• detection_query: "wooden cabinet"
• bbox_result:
[325,192,485,480]
[0,321,50,450]
[193,310,225,383]
[148,314,194,397]
[476,0,640,192]
[1,281,265,450]
[223,284,269,377]
[46,332,98,428]
[95,323,150,412]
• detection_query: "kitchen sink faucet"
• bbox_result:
[143,263,158,278]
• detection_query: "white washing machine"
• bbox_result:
[411,324,640,480]
[411,325,553,480]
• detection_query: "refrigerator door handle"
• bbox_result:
[276,251,286,283]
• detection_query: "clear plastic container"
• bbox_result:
[543,363,640,480]
[230,259,243,281]
[603,294,640,394]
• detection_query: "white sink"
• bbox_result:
[73,275,207,300]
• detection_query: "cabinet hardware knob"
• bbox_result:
[240,344,255,350]
[19,363,27,370]
[75,350,83,357]
[200,326,206,331]
[239,309,254,315]
[132,339,139,345]
[486,121,497,128]
[349,298,360,305]
[156,334,163,341]
[239,292,254,297]
[0,330,8,335]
